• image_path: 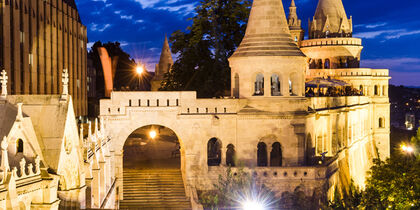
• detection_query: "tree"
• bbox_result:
[411,126,420,159]
[160,0,251,98]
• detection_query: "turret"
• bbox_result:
[151,36,174,91]
[229,0,307,98]
[309,0,352,39]
[287,0,304,46]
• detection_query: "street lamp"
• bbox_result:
[149,130,157,140]
[136,65,144,75]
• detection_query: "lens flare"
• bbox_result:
[242,200,265,210]
[149,130,157,139]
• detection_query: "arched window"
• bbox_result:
[271,74,281,96]
[382,86,387,96]
[226,144,236,167]
[257,142,268,167]
[207,138,222,166]
[270,142,282,167]
[374,85,379,96]
[318,60,323,69]
[379,118,385,128]
[324,59,330,69]
[233,73,240,98]
[294,36,298,42]
[254,73,264,96]
[16,139,23,153]
[289,79,293,96]
[359,85,364,95]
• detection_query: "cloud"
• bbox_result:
[385,30,420,39]
[156,3,196,16]
[133,0,162,9]
[355,22,388,29]
[90,23,112,32]
[120,15,133,20]
[354,28,420,40]
[362,58,420,71]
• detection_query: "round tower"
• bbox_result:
[303,0,363,70]
[229,0,307,99]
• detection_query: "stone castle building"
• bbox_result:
[99,0,390,208]
[0,0,88,116]
[0,0,391,209]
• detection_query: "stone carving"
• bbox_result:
[0,70,7,99]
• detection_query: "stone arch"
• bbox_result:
[226,144,236,167]
[270,142,282,167]
[324,59,331,69]
[374,85,380,96]
[19,201,26,210]
[270,74,281,96]
[207,138,222,166]
[257,142,268,167]
[253,73,264,96]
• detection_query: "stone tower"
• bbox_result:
[309,0,353,39]
[287,0,305,47]
[229,0,307,99]
[151,36,174,91]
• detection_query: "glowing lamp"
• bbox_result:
[149,130,157,139]
[242,200,264,210]
[136,66,144,75]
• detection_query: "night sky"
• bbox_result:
[76,0,420,86]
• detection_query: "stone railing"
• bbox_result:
[307,68,389,78]
[310,96,369,110]
[208,166,329,181]
[301,37,362,48]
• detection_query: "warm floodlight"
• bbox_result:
[242,200,264,210]
[149,130,157,139]
[136,66,144,75]
[401,144,414,153]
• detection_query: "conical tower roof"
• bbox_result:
[159,36,173,67]
[313,0,351,34]
[232,0,304,57]
[155,35,173,79]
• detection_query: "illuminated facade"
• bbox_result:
[0,0,88,116]
[100,0,390,206]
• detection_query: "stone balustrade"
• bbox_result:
[310,96,369,110]
[307,68,389,78]
[0,156,41,184]
[301,37,362,48]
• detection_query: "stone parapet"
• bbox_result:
[310,96,369,110]
[301,37,362,48]
[307,68,389,78]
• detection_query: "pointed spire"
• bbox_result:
[0,70,8,100]
[232,0,304,57]
[310,0,352,38]
[288,0,301,29]
[155,35,174,80]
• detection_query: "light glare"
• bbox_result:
[136,66,144,75]
[149,130,157,139]
[242,200,264,210]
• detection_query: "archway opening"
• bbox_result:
[257,142,268,167]
[207,138,222,166]
[123,125,181,169]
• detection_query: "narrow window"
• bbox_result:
[129,100,132,107]
[270,142,282,167]
[207,138,222,166]
[226,144,236,167]
[138,99,141,106]
[147,100,150,107]
[16,139,24,153]
[271,74,281,96]
[176,99,179,106]
[254,73,264,96]
[167,99,170,106]
[257,142,268,167]
[157,99,159,107]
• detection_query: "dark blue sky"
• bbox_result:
[76,0,420,86]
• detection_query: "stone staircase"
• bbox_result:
[119,169,192,209]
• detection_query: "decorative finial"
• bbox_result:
[1,136,9,173]
[61,69,69,99]
[16,103,23,121]
[0,70,8,99]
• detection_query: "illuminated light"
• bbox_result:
[401,144,414,153]
[136,66,144,75]
[242,200,264,210]
[149,130,157,139]
[406,146,414,153]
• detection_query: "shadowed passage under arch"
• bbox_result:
[123,125,181,169]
